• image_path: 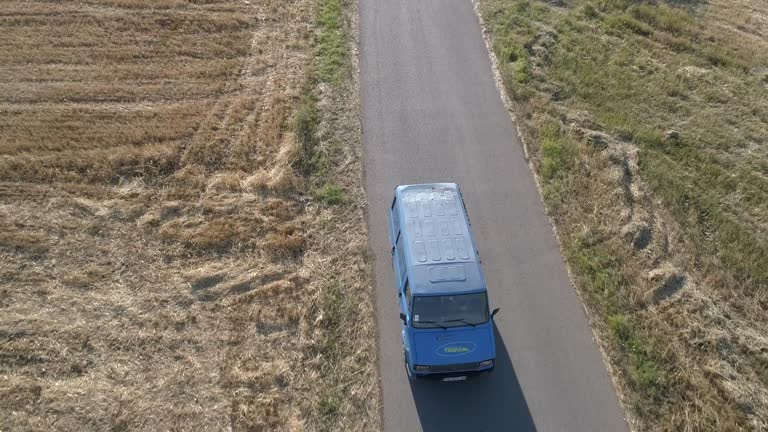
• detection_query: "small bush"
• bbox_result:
[512,52,531,84]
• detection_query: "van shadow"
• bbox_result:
[409,324,537,432]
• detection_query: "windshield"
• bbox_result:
[411,292,489,328]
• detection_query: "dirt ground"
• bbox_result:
[0,0,378,430]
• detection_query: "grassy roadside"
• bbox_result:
[298,0,380,430]
[478,0,768,429]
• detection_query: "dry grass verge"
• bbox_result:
[0,0,378,430]
[478,0,768,430]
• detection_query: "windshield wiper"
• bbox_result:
[441,318,478,327]
[417,320,447,329]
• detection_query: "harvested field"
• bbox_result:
[0,0,378,431]
[478,0,768,430]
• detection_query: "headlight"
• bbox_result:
[479,360,494,367]
[414,365,431,372]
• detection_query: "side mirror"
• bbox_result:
[399,313,407,323]
[491,308,500,318]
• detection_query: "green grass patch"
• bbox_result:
[318,390,342,430]
[539,122,577,182]
[608,314,668,400]
[583,3,600,19]
[304,0,369,426]
[639,149,768,290]
[566,229,625,312]
[313,182,346,205]
[485,0,549,95]
[604,14,654,36]
[628,4,695,36]
[315,0,348,83]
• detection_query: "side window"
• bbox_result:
[390,196,400,240]
[396,235,407,284]
[404,280,412,305]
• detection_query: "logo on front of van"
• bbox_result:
[436,342,477,357]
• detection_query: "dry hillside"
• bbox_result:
[478,0,768,429]
[0,0,378,430]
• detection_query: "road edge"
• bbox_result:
[345,0,388,429]
[469,0,635,429]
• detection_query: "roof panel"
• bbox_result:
[442,238,455,260]
[395,183,485,295]
[428,239,441,262]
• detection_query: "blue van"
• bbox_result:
[388,183,499,382]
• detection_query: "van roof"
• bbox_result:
[394,183,486,296]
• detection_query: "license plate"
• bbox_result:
[442,376,467,382]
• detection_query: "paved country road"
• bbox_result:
[358,0,630,431]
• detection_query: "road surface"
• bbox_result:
[358,0,630,431]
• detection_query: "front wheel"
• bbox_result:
[404,352,415,382]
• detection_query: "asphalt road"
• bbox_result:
[358,0,630,431]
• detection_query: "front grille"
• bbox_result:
[429,361,480,373]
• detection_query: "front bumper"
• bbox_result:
[412,360,494,379]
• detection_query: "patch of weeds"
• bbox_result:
[567,231,624,312]
[315,0,347,83]
[629,4,694,36]
[295,94,320,174]
[608,314,668,400]
[495,43,531,86]
[639,149,768,290]
[316,280,355,430]
[512,0,548,21]
[539,121,576,182]
[583,3,600,19]
[632,128,667,150]
[604,14,654,37]
[484,0,550,94]
[313,183,346,205]
[320,280,354,361]
[654,32,694,52]
[511,50,532,84]
[700,46,749,71]
[557,15,589,34]
[595,0,632,13]
[305,150,331,178]
[318,390,342,431]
